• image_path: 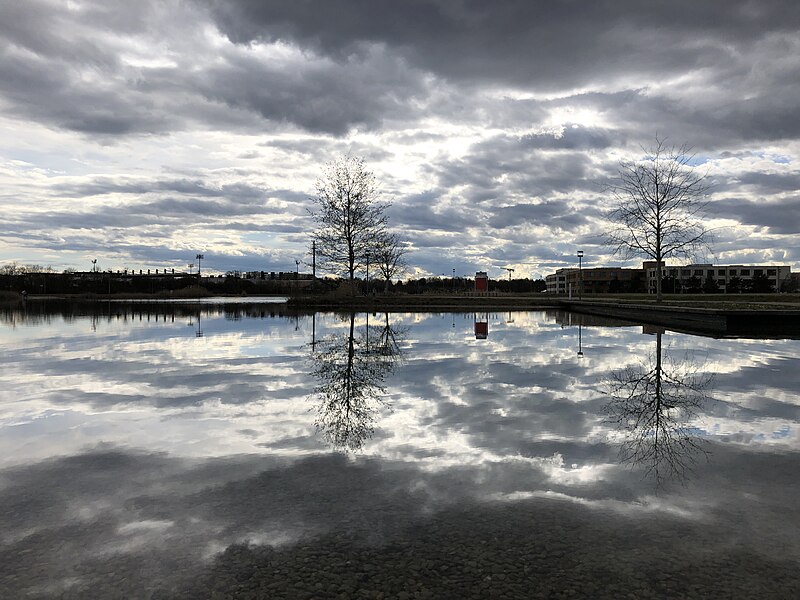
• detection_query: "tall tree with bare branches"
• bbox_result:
[606,137,711,302]
[310,155,388,289]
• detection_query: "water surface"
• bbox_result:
[1,304,798,598]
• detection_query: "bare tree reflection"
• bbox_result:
[309,312,405,451]
[604,331,713,483]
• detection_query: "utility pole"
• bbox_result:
[505,267,515,281]
[312,240,316,292]
[366,253,370,294]
[577,250,584,300]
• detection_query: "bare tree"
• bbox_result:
[606,137,711,302]
[373,232,408,293]
[0,263,53,275]
[603,331,713,484]
[310,155,388,290]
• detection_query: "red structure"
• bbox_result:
[474,312,489,339]
[475,271,488,292]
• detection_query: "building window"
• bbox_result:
[754,269,763,276]
[741,269,750,276]
[681,269,690,276]
[767,269,776,276]
[729,269,736,276]
[694,270,703,276]
[718,269,726,276]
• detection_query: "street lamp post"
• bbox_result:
[577,250,584,300]
[365,254,370,294]
[195,254,204,278]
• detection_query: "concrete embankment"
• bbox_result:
[559,300,800,337]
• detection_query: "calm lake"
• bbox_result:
[1,302,799,599]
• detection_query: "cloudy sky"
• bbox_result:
[1,0,799,278]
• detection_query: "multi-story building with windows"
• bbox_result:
[546,262,793,294]
[644,263,792,293]
[545,266,645,294]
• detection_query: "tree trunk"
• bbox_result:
[655,254,663,303]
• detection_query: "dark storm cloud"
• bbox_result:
[1,0,798,152]
[487,201,603,230]
[52,178,268,200]
[195,48,427,135]
[205,0,800,89]
[0,47,175,135]
[421,134,605,214]
[734,171,800,194]
[0,0,427,137]
[561,82,800,148]
[388,191,477,232]
[712,196,800,234]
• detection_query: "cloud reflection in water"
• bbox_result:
[0,304,799,597]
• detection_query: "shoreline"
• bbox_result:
[5,292,800,337]
[6,291,800,309]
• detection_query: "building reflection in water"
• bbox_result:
[603,327,714,484]
[308,312,406,451]
[474,312,488,339]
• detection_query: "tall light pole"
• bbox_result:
[577,250,584,300]
[195,254,204,278]
[311,240,316,292]
[295,259,300,280]
[452,268,456,292]
[91,259,97,273]
[365,253,370,294]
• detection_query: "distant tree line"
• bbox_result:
[0,268,321,295]
[389,277,546,294]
